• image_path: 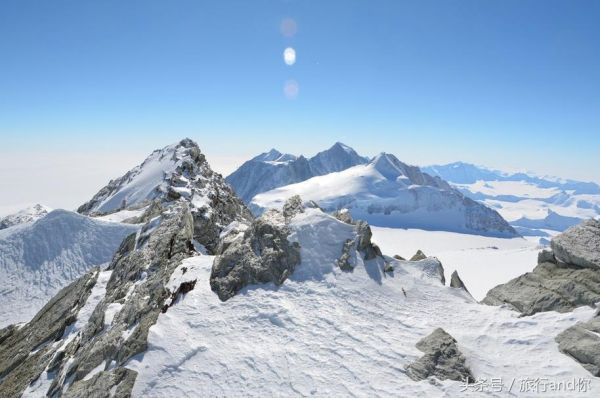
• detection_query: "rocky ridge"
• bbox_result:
[78,139,253,253]
[0,204,50,230]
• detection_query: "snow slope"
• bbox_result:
[370,227,541,300]
[226,142,369,202]
[0,210,137,327]
[77,142,186,214]
[423,162,600,233]
[128,208,597,397]
[251,153,517,237]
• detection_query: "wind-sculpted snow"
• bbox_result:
[251,153,517,237]
[0,209,138,327]
[127,207,598,397]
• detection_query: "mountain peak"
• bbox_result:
[371,152,405,179]
[0,204,52,230]
[330,142,355,154]
[78,140,252,253]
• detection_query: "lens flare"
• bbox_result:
[283,47,296,66]
[284,79,299,99]
[280,18,297,38]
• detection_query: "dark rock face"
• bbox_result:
[410,250,427,261]
[450,271,469,293]
[406,328,474,382]
[210,203,301,301]
[0,269,98,397]
[0,204,196,397]
[556,313,600,376]
[62,367,137,398]
[483,220,600,316]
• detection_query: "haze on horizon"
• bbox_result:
[1,0,599,211]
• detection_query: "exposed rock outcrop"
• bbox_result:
[355,221,383,260]
[450,270,469,293]
[483,220,600,316]
[410,250,427,261]
[210,199,301,301]
[406,328,474,382]
[0,269,99,397]
[332,209,353,224]
[556,312,600,376]
[551,219,600,269]
[0,204,196,397]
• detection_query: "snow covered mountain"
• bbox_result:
[423,162,600,234]
[79,138,253,253]
[0,204,51,230]
[251,153,517,237]
[226,142,369,202]
[0,209,137,327]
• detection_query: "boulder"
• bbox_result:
[210,202,301,301]
[556,313,600,376]
[406,328,474,382]
[482,261,600,315]
[483,220,600,316]
[551,220,600,269]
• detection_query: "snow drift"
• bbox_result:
[0,209,137,327]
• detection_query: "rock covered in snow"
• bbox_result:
[406,328,474,382]
[551,219,600,269]
[0,204,50,230]
[210,198,302,301]
[78,138,253,253]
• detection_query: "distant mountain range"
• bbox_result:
[423,162,600,234]
[225,142,369,202]
[227,144,517,237]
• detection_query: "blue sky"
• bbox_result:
[0,0,599,209]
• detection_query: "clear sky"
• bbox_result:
[0,0,599,211]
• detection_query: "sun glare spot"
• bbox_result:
[283,47,296,66]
